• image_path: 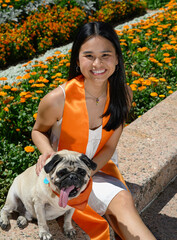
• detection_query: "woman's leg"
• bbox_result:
[105,190,156,240]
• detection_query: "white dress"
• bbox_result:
[50,86,127,216]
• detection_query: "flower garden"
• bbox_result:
[0,0,146,68]
[0,0,177,206]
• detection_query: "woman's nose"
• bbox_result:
[93,57,102,67]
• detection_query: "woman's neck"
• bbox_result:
[84,78,108,100]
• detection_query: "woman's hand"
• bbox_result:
[36,152,56,176]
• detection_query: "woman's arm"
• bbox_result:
[31,86,65,174]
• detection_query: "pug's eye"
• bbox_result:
[57,168,68,178]
[77,168,86,177]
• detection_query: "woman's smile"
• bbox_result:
[91,69,107,75]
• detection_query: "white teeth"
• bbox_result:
[92,69,105,74]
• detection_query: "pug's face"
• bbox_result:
[44,150,97,208]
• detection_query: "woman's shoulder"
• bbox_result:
[42,83,66,104]
[38,83,66,120]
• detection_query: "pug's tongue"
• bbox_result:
[59,185,75,208]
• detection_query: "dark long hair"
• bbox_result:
[68,22,131,131]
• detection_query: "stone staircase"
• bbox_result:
[0,91,176,239]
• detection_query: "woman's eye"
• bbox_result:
[85,55,93,59]
[102,54,110,58]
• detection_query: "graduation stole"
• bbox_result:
[58,75,127,240]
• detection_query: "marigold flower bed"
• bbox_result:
[0,0,146,68]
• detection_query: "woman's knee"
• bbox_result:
[106,190,135,215]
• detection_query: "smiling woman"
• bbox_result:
[31,21,156,240]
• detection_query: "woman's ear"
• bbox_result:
[77,59,80,67]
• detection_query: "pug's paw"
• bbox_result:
[64,227,76,238]
[17,216,28,229]
[0,217,10,230]
[39,231,53,240]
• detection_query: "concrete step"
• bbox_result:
[0,91,176,239]
[117,91,177,212]
[141,176,177,240]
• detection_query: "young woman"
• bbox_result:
[32,22,156,240]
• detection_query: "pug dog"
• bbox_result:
[0,150,97,240]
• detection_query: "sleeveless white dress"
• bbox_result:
[50,86,127,216]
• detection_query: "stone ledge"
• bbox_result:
[117,91,177,212]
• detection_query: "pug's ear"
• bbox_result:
[79,154,97,171]
[44,154,63,173]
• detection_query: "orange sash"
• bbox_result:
[58,75,127,240]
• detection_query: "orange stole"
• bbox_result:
[58,75,127,240]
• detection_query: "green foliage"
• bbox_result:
[0,139,39,206]
[146,0,171,9]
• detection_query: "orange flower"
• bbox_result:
[20,98,26,103]
[0,77,7,81]
[137,47,148,52]
[131,71,140,77]
[131,39,141,44]
[130,84,137,91]
[54,51,61,54]
[36,90,43,94]
[31,83,45,88]
[0,91,7,96]
[3,107,9,112]
[159,78,166,82]
[138,86,146,91]
[16,76,22,80]
[22,73,31,79]
[133,79,142,84]
[33,113,38,120]
[50,84,57,88]
[150,92,158,97]
[25,94,32,98]
[123,25,130,29]
[163,53,170,57]
[132,102,136,107]
[163,58,171,63]
[41,65,48,69]
[11,88,18,91]
[29,80,35,84]
[24,146,35,153]
[142,80,151,86]
[31,72,37,75]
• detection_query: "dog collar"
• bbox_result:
[48,178,93,211]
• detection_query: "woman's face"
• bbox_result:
[77,36,118,84]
